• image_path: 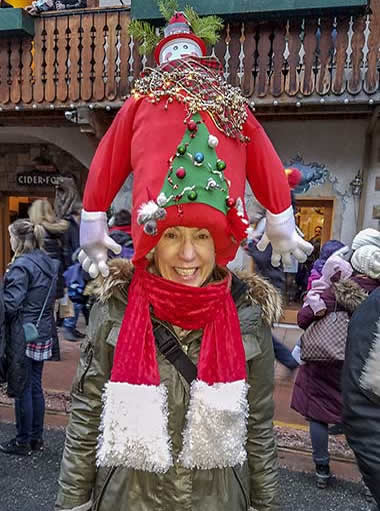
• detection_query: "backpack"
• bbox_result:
[64,263,87,304]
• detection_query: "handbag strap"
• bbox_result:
[36,274,56,328]
[154,324,197,385]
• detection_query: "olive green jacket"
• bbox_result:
[56,261,281,511]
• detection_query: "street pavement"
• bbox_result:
[0,422,371,511]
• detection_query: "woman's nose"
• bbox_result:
[180,238,196,261]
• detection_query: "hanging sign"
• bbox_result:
[16,170,63,187]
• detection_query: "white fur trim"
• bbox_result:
[97,382,173,473]
[137,200,160,224]
[179,379,249,469]
[360,319,380,398]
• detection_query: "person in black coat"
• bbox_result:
[343,287,380,510]
[108,209,134,260]
[0,279,6,384]
[29,199,68,360]
[0,219,59,456]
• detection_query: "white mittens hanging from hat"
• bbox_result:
[78,210,121,278]
[256,206,313,267]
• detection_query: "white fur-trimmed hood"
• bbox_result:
[360,318,380,398]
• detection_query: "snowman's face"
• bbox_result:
[160,38,202,64]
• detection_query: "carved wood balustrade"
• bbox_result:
[0,1,379,111]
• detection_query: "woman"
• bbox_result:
[291,245,380,488]
[306,239,344,291]
[55,224,281,511]
[29,199,69,358]
[0,219,58,455]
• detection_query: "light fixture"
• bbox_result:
[350,170,363,197]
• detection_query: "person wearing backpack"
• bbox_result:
[0,219,58,455]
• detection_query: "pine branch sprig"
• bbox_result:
[157,0,179,21]
[184,6,224,46]
[129,20,161,55]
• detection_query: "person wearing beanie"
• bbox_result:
[55,5,285,510]
[292,241,380,490]
[351,245,380,280]
[352,228,380,251]
[303,254,353,315]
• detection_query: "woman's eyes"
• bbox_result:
[165,232,177,239]
[197,233,209,240]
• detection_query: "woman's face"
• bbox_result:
[154,226,215,287]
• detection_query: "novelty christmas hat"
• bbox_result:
[130,107,251,266]
[97,1,250,474]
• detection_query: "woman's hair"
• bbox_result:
[28,199,57,225]
[312,239,345,275]
[9,219,46,259]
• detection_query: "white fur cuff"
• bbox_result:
[360,319,380,398]
[179,379,249,469]
[97,382,173,473]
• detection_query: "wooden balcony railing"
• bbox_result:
[0,2,379,111]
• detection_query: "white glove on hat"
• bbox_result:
[79,210,121,278]
[256,206,313,267]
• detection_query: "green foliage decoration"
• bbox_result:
[157,0,179,21]
[129,1,223,56]
[183,6,223,46]
[128,20,161,55]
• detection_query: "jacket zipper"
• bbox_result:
[232,467,250,510]
[77,344,94,394]
[94,467,117,511]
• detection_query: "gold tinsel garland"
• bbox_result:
[132,57,250,142]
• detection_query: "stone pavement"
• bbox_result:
[0,322,361,482]
[0,422,371,511]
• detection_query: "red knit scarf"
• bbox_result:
[111,267,247,386]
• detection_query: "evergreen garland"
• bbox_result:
[184,7,223,46]
[129,1,224,56]
[129,20,161,56]
[157,0,179,21]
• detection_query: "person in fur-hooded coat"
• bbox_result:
[56,259,282,511]
[343,288,380,509]
[291,268,379,487]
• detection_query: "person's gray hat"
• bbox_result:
[352,228,380,251]
[351,245,380,279]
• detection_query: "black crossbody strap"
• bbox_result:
[154,324,197,385]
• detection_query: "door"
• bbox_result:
[282,197,335,323]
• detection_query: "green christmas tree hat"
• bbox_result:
[134,113,250,265]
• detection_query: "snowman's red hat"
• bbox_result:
[154,12,207,64]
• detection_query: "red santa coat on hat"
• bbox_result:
[83,95,291,264]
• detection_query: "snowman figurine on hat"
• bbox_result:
[78,0,313,277]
